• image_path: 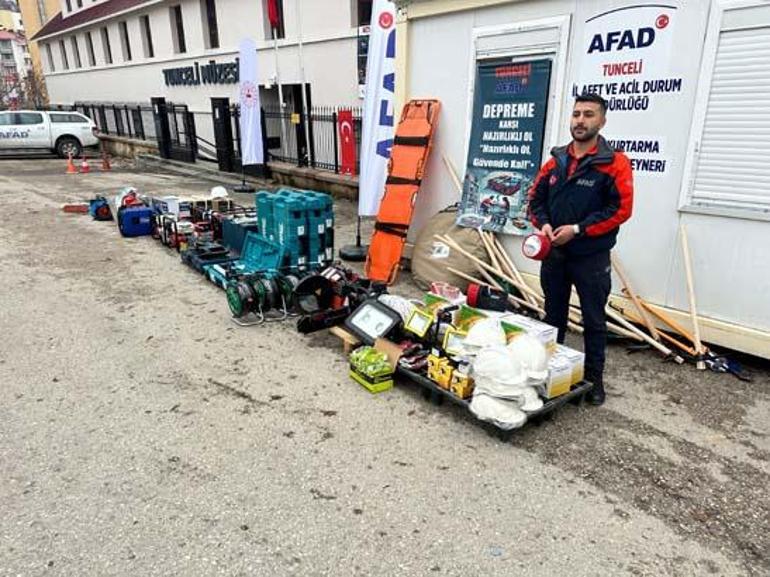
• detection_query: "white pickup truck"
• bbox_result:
[0,110,99,158]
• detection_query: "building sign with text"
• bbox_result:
[162,59,239,87]
[457,58,551,235]
[572,3,681,177]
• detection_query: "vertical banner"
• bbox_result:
[457,58,551,234]
[358,0,396,216]
[238,38,264,166]
[338,109,357,175]
[572,3,680,178]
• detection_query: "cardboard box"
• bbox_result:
[502,313,558,351]
[542,356,572,399]
[348,339,403,394]
[555,344,585,386]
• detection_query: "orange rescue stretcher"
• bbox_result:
[365,99,441,284]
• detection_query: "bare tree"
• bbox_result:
[22,68,48,108]
[0,68,49,109]
[0,71,23,109]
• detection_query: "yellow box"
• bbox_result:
[544,356,572,399]
[555,345,586,385]
[449,372,474,399]
[428,354,452,388]
[436,363,454,389]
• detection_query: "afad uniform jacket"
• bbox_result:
[527,135,634,255]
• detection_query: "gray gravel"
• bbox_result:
[0,159,768,577]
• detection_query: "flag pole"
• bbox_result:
[272,12,288,160]
[296,0,312,167]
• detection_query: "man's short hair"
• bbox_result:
[575,92,607,114]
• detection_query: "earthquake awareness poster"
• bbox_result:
[573,3,681,177]
[457,59,551,235]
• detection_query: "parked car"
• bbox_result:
[0,110,99,158]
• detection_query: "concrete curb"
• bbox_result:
[135,154,274,188]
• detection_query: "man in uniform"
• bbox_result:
[528,93,634,405]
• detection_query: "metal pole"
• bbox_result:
[296,0,312,167]
[332,109,339,174]
[272,27,288,161]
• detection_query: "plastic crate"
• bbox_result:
[221,217,260,254]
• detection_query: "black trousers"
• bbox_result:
[540,248,611,384]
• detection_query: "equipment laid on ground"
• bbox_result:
[204,232,286,289]
[466,283,510,312]
[89,197,112,221]
[181,241,235,273]
[349,346,395,393]
[256,188,335,272]
[226,272,301,325]
[344,299,402,345]
[366,99,441,284]
[294,265,388,334]
[118,205,154,237]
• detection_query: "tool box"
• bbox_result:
[221,216,260,254]
[181,241,235,273]
[203,232,286,289]
[255,188,335,271]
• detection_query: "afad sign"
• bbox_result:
[375,13,396,160]
[574,4,678,110]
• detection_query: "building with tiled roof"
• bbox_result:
[27,1,371,115]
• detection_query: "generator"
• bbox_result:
[118,206,154,237]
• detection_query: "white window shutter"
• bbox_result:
[691,19,770,212]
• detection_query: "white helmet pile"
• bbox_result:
[468,332,550,430]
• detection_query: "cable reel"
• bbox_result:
[227,272,302,326]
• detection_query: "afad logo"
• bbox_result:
[587,12,670,54]
[379,11,394,29]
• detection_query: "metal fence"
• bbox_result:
[258,104,363,174]
[69,102,158,142]
[49,100,364,176]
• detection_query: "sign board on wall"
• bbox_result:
[572,3,681,177]
[162,59,239,87]
[457,58,551,235]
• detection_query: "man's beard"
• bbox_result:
[570,125,600,142]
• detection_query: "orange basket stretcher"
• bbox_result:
[365,99,441,284]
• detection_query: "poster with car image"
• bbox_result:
[457,58,551,234]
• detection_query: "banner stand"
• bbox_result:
[339,215,368,262]
[236,37,263,194]
[233,165,255,193]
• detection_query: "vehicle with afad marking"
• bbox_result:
[0,110,99,158]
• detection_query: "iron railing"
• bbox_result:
[49,100,363,176]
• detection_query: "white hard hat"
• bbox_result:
[473,345,525,386]
[507,334,549,381]
[210,185,229,198]
[519,387,544,413]
[470,393,527,430]
[464,318,506,351]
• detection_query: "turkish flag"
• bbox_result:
[267,0,280,29]
[338,109,356,176]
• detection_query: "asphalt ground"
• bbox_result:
[0,158,768,577]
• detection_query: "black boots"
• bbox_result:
[585,379,606,406]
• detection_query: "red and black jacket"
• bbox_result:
[527,135,633,255]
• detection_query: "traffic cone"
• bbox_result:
[80,155,91,174]
[66,153,77,175]
[101,151,112,171]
